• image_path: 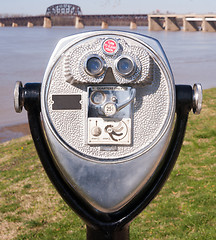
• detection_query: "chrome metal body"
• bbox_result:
[40,31,176,213]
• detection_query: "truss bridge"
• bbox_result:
[46,4,82,16]
[0,4,82,28]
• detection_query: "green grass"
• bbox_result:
[0,88,215,240]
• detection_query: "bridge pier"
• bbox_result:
[183,17,199,31]
[202,17,216,32]
[101,21,108,29]
[43,17,52,28]
[0,22,5,27]
[27,22,34,28]
[12,23,18,27]
[75,16,84,29]
[148,16,163,31]
[130,21,137,30]
[165,16,180,31]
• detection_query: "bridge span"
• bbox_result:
[1,14,215,32]
[75,14,148,29]
[0,15,47,28]
[0,14,148,29]
[0,3,215,32]
[148,14,216,32]
[0,3,147,29]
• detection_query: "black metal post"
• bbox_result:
[86,224,130,240]
[22,83,194,240]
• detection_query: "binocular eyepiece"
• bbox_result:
[14,30,202,239]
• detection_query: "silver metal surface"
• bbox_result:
[41,30,176,213]
[87,86,133,145]
[63,34,153,85]
[193,83,202,115]
[43,119,173,212]
[115,88,136,112]
[14,81,23,113]
[87,85,133,145]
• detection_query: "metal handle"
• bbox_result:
[14,81,24,113]
[193,83,202,115]
[25,83,191,234]
[14,81,41,113]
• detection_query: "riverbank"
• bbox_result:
[0,88,215,239]
[0,123,30,143]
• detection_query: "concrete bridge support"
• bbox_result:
[101,21,108,29]
[202,18,216,32]
[75,16,84,29]
[0,22,5,27]
[148,16,163,31]
[183,18,198,31]
[43,17,52,28]
[130,21,137,29]
[12,23,18,27]
[27,22,34,28]
[165,17,180,31]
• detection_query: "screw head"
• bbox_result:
[193,83,202,115]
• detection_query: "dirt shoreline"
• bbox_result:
[0,123,30,143]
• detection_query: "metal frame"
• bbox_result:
[41,31,176,165]
[22,82,193,239]
[46,4,82,16]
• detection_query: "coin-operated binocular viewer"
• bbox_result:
[14,31,202,239]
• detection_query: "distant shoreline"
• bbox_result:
[0,122,30,143]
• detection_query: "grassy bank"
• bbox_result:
[0,88,215,240]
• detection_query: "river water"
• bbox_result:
[0,26,216,128]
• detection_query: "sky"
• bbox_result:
[0,0,216,15]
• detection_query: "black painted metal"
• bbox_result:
[23,83,41,112]
[24,83,192,239]
[46,4,82,16]
[176,85,193,114]
[86,224,129,240]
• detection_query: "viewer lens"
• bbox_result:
[116,56,136,77]
[85,55,105,76]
